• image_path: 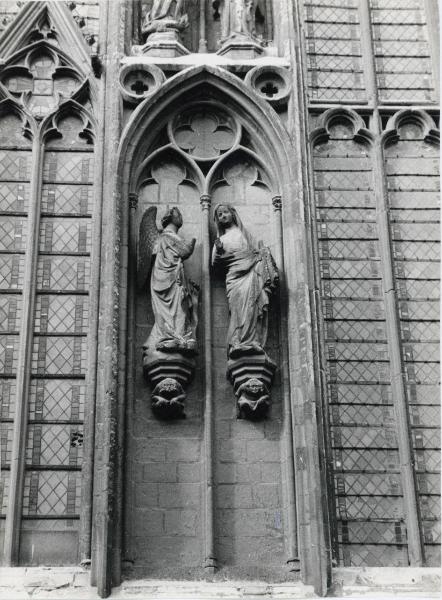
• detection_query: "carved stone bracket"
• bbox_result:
[227,352,276,420]
[217,32,264,60]
[135,30,190,58]
[143,350,195,419]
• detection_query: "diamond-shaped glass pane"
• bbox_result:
[0,217,27,251]
[0,335,18,373]
[0,150,30,180]
[0,422,13,466]
[0,295,21,332]
[43,152,94,183]
[41,184,92,214]
[28,379,85,421]
[39,219,92,253]
[36,257,90,291]
[0,379,16,419]
[0,181,30,212]
[0,255,24,290]
[31,336,86,375]
[337,543,408,567]
[0,471,9,514]
[34,295,88,334]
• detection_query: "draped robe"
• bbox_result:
[144,230,198,354]
[212,225,277,357]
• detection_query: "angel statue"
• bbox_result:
[142,0,188,39]
[138,206,199,418]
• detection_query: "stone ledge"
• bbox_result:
[0,568,439,599]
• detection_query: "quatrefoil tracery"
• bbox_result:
[0,44,84,119]
[134,103,271,196]
[170,107,239,161]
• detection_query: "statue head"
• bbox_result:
[213,203,256,249]
[154,377,183,398]
[161,206,183,230]
[214,204,237,230]
[244,377,266,397]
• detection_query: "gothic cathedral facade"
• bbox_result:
[0,1,439,597]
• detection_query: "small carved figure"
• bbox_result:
[142,0,188,39]
[151,377,186,419]
[139,206,198,355]
[217,0,265,41]
[212,203,278,358]
[236,377,270,420]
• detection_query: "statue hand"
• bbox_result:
[214,238,224,253]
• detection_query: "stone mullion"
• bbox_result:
[4,128,43,565]
[286,0,328,594]
[424,0,440,100]
[272,195,299,570]
[200,193,216,572]
[304,138,336,575]
[89,0,126,595]
[78,10,107,570]
[372,129,424,567]
[359,0,377,108]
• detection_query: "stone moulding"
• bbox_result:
[217,32,264,60]
[310,107,374,147]
[119,62,165,104]
[382,108,440,147]
[115,63,328,595]
[244,65,291,108]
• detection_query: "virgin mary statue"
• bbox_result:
[212,203,278,359]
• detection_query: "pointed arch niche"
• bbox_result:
[113,66,327,588]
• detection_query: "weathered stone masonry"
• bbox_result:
[0,1,439,598]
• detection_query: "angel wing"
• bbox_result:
[137,206,160,290]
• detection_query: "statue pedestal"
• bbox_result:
[139,30,190,58]
[143,349,195,419]
[227,352,276,420]
[217,32,264,60]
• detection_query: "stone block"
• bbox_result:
[135,482,158,507]
[216,508,275,537]
[165,439,200,462]
[230,420,265,440]
[134,440,166,463]
[252,483,281,508]
[216,462,236,484]
[216,484,252,508]
[142,462,177,483]
[264,419,283,441]
[133,508,164,535]
[177,462,201,483]
[246,440,280,462]
[72,572,91,587]
[236,462,261,484]
[158,483,200,508]
[164,509,198,536]
[131,536,201,567]
[260,462,281,483]
[215,419,231,439]
[218,439,247,462]
[216,535,284,567]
